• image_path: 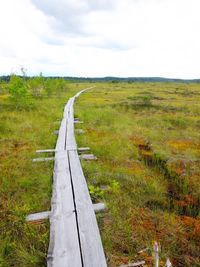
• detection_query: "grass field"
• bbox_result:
[75,82,200,267]
[0,80,200,266]
[0,80,89,266]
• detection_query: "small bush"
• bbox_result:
[88,185,104,202]
[127,95,153,108]
[28,73,44,98]
[108,180,120,193]
[8,75,33,109]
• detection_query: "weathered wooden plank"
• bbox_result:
[48,86,106,267]
[36,149,56,153]
[36,147,77,154]
[65,98,77,148]
[65,87,106,266]
[93,203,106,213]
[68,150,107,267]
[26,211,51,221]
[79,154,97,160]
[74,120,84,124]
[75,129,85,134]
[48,152,82,267]
[54,130,59,135]
[119,261,145,267]
[32,157,55,162]
[78,147,90,152]
[55,119,67,151]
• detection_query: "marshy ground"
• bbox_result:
[0,80,199,266]
[75,82,200,267]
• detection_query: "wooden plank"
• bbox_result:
[74,120,84,124]
[48,152,82,267]
[65,146,77,151]
[93,203,106,213]
[54,130,59,135]
[65,98,77,148]
[78,147,90,152]
[75,129,85,134]
[55,119,67,151]
[32,157,55,162]
[65,87,106,266]
[26,211,51,221]
[36,147,77,153]
[48,86,106,267]
[36,149,56,153]
[48,97,83,266]
[79,154,97,160]
[119,261,145,267]
[68,150,107,267]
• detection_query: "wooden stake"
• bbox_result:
[154,241,159,267]
[165,259,172,267]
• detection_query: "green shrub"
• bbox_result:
[88,185,104,202]
[127,95,153,107]
[28,73,44,98]
[8,75,33,109]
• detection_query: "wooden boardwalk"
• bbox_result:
[47,88,107,267]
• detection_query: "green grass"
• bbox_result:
[1,80,200,267]
[0,81,90,266]
[75,82,200,267]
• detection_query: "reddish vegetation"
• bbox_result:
[130,208,200,266]
[124,160,144,175]
[0,140,29,160]
[86,127,108,137]
[166,139,200,155]
[126,134,200,265]
[129,135,200,217]
[180,216,200,243]
[129,135,148,147]
[129,135,153,162]
[167,159,200,216]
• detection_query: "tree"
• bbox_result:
[28,73,45,97]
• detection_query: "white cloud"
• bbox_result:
[0,0,200,78]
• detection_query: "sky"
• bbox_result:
[0,0,200,78]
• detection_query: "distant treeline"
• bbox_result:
[1,75,200,83]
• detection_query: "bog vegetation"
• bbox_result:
[0,77,199,266]
[0,75,88,266]
[75,83,200,267]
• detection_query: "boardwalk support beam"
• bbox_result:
[79,154,97,160]
[32,157,55,162]
[93,203,106,213]
[26,211,51,222]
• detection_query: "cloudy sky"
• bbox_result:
[0,0,200,78]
